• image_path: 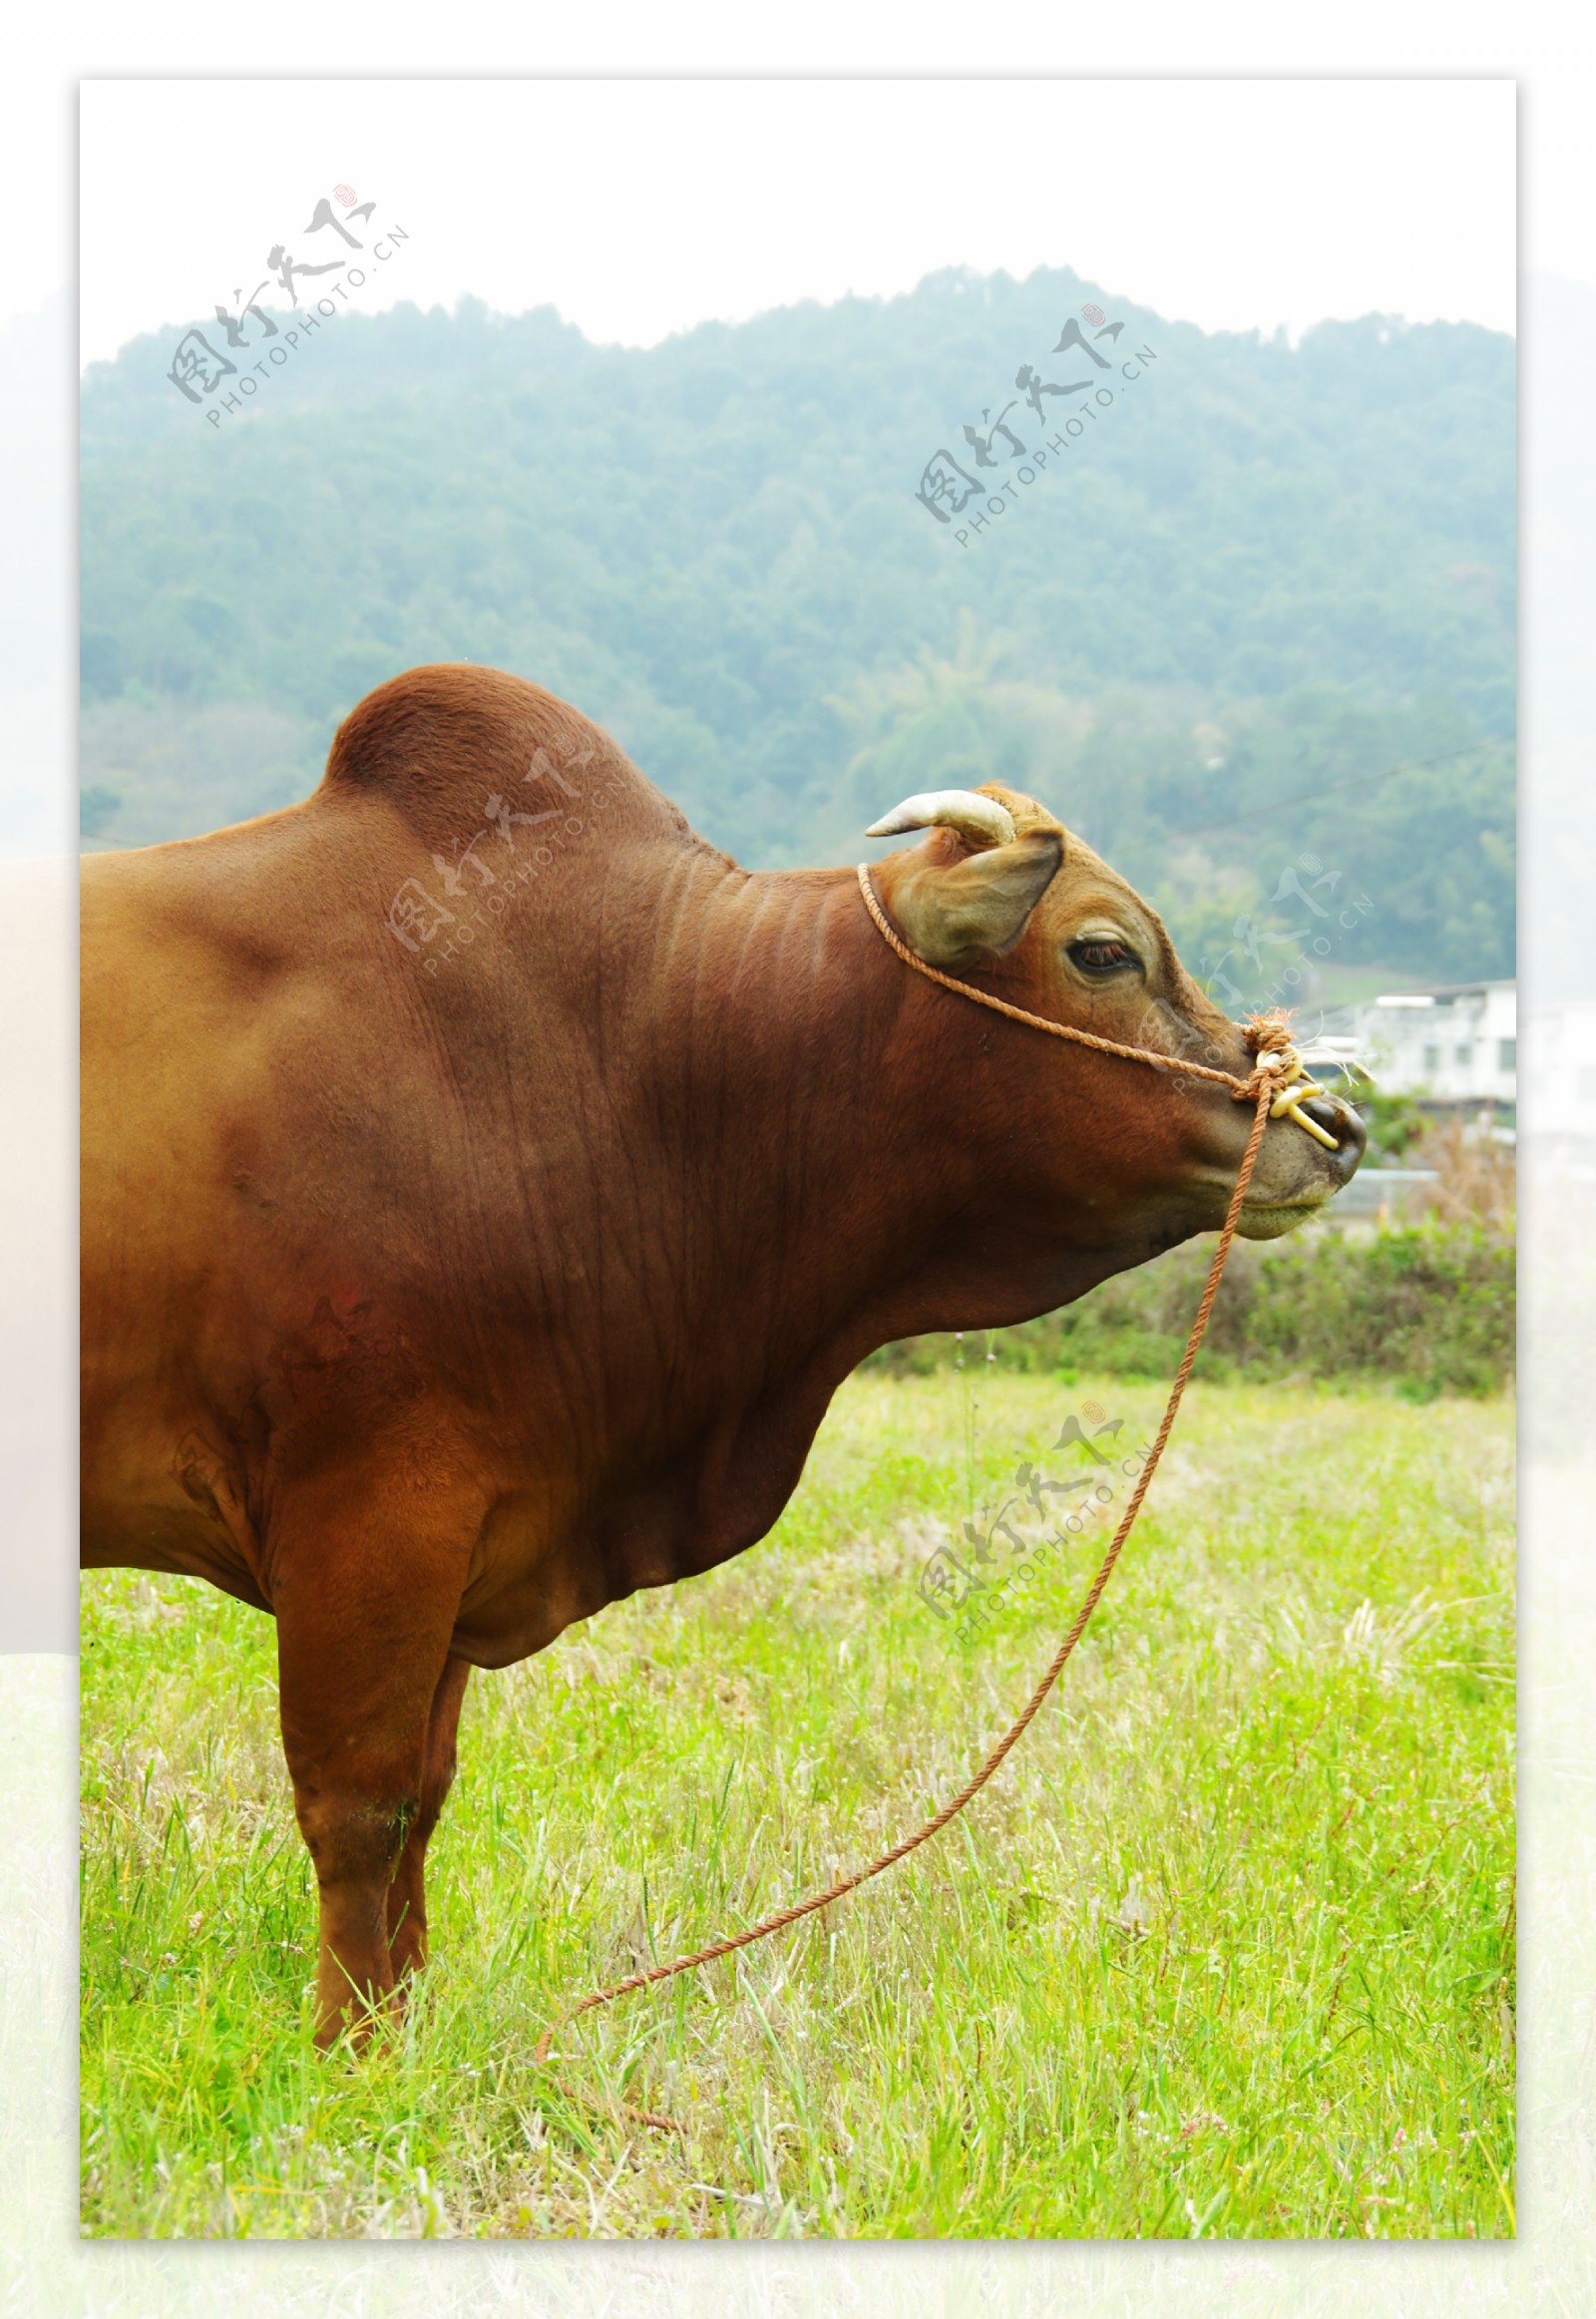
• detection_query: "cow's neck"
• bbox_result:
[592,852,1134,1573]
[659,853,1140,1341]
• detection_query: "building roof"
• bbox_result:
[1369,978,1515,1004]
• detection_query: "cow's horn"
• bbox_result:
[866,790,1016,849]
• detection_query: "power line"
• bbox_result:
[1167,739,1510,842]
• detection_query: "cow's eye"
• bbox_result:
[1069,938,1137,974]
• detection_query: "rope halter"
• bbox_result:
[854,862,1343,1152]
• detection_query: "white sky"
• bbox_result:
[79,79,1516,367]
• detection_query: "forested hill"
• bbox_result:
[80,266,1515,994]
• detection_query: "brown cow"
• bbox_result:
[81,663,1365,2045]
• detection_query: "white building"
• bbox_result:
[1332,980,1517,1111]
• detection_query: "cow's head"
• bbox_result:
[866,783,1366,1244]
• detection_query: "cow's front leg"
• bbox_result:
[270,1477,480,2051]
[386,1653,472,1982]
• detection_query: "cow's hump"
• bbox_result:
[318,663,687,848]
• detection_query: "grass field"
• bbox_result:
[80,1371,1515,2240]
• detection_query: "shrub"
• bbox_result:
[863,1221,1514,1398]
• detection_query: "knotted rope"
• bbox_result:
[533,866,1340,2132]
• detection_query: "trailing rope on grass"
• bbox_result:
[535,866,1336,2133]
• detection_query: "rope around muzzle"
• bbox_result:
[854,862,1342,1136]
[532,866,1340,2133]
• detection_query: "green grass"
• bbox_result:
[80,1373,1515,2240]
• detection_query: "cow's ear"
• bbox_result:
[888,829,1062,970]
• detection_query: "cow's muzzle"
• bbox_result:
[1232,1084,1367,1237]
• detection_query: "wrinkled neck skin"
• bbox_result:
[495,846,1220,1607]
[634,857,1159,1355]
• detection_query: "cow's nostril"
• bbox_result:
[1304,1092,1369,1173]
